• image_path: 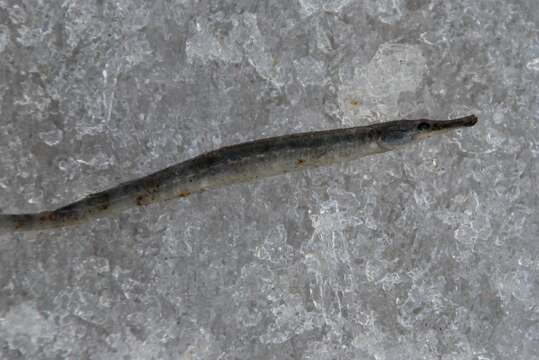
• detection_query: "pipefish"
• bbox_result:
[0,115,477,233]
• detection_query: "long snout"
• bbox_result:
[430,115,478,131]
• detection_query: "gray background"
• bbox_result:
[0,0,538,359]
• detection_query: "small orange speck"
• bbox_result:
[178,191,191,198]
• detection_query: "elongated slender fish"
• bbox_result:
[0,115,477,233]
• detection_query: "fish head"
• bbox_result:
[376,115,478,150]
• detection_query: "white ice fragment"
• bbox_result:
[492,112,505,124]
[185,19,239,64]
[26,189,44,205]
[377,272,401,291]
[365,43,426,97]
[526,58,539,71]
[0,25,9,53]
[76,152,114,170]
[259,300,309,344]
[338,43,426,124]
[0,302,56,355]
[74,116,106,136]
[66,289,110,325]
[121,36,155,70]
[240,13,285,87]
[485,128,504,148]
[298,0,353,16]
[367,0,406,24]
[38,129,64,146]
[77,256,110,276]
[255,224,289,264]
[7,4,27,24]
[294,56,327,86]
[497,270,534,304]
[298,0,322,16]
[180,328,214,359]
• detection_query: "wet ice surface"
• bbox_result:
[0,1,538,359]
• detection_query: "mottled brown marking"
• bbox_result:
[48,212,60,222]
[100,203,110,210]
[296,159,305,165]
[143,176,161,194]
[136,195,146,206]
[178,191,191,198]
[350,99,360,107]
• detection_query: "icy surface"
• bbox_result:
[0,0,538,359]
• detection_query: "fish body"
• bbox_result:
[0,115,477,233]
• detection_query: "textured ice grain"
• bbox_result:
[339,42,427,123]
[0,0,538,359]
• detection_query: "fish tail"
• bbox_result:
[0,211,69,234]
[0,214,34,234]
[0,203,108,234]
[0,194,120,234]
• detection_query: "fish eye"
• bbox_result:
[417,122,430,131]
